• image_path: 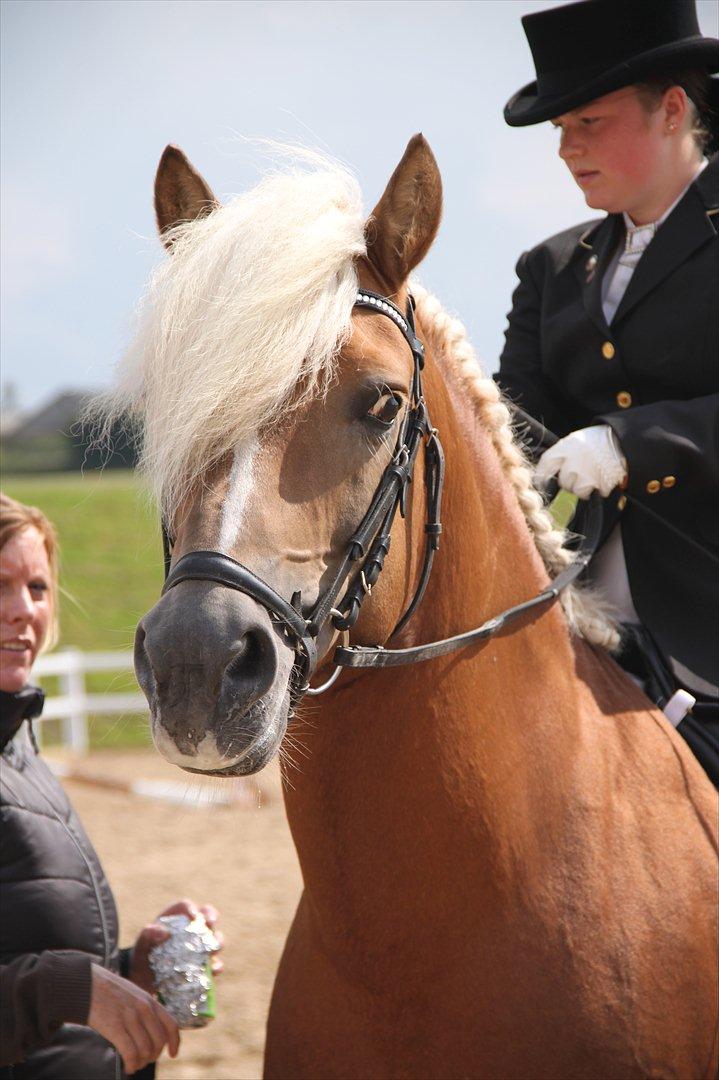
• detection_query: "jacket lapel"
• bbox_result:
[574,214,623,335]
[613,155,719,325]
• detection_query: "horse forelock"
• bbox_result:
[99,156,366,517]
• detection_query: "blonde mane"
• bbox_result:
[96,154,366,514]
[412,285,619,650]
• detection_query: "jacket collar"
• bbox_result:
[613,154,718,324]
[574,154,719,330]
[0,686,44,751]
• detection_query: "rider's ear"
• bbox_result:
[154,145,219,250]
[364,134,442,293]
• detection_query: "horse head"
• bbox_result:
[132,137,443,775]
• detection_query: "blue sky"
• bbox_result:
[2,0,717,412]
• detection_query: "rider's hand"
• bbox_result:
[129,898,223,994]
[87,963,180,1075]
[535,425,627,499]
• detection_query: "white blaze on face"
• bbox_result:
[219,436,260,553]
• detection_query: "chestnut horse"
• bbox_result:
[110,137,717,1078]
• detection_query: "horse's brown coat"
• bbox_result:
[265,356,718,1079]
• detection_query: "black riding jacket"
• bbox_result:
[496,154,719,690]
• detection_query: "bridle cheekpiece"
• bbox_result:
[162,289,443,695]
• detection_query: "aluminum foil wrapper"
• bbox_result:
[149,913,219,1028]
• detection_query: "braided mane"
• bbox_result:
[412,285,619,651]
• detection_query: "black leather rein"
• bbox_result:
[161,289,601,695]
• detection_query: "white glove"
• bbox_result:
[535,425,627,499]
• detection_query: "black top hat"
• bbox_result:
[504,0,719,127]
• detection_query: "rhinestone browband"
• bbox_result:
[355,292,410,336]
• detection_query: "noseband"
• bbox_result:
[161,290,600,697]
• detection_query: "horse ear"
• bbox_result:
[365,134,442,292]
[154,145,219,249]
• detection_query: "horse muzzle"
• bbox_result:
[134,579,294,775]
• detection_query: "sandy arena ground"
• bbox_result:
[45,748,302,1080]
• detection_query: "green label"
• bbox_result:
[200,961,216,1019]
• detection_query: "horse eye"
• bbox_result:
[366,392,402,427]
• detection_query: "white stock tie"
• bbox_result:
[601,221,656,325]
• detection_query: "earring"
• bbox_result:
[667,122,676,132]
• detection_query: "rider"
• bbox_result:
[495,0,719,786]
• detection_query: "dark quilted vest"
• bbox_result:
[0,723,122,1079]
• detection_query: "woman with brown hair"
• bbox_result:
[0,493,221,1079]
[497,0,719,785]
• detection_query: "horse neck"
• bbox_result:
[282,341,589,941]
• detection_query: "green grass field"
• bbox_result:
[4,470,162,747]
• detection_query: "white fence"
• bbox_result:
[33,648,147,755]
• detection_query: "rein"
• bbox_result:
[161,290,601,695]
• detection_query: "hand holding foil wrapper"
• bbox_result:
[149,913,219,1027]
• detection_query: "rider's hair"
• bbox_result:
[635,69,714,153]
[412,288,619,651]
[0,492,59,650]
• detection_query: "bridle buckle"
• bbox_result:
[302,623,350,697]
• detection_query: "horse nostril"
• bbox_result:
[223,629,277,703]
[133,621,156,702]
[226,630,259,674]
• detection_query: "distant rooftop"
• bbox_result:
[2,389,92,441]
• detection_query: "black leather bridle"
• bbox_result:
[161,289,601,697]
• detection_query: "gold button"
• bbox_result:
[602,341,615,360]
[617,495,627,510]
[662,475,676,488]
[616,391,632,408]
[646,480,661,494]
